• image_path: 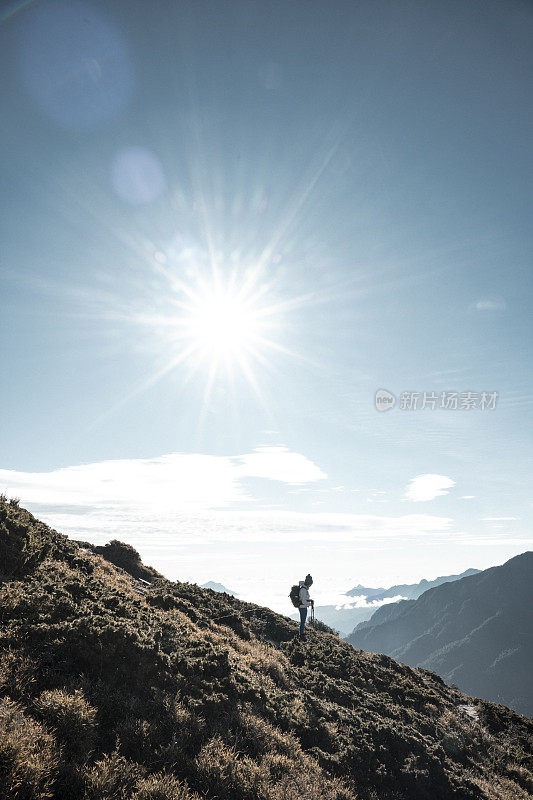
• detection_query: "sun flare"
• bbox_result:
[106,255,308,418]
[183,287,263,364]
[160,271,297,403]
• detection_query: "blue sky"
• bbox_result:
[1,0,532,611]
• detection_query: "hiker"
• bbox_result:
[298,574,314,640]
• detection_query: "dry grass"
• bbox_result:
[34,688,97,761]
[0,698,59,800]
[133,772,201,799]
[471,772,533,800]
[84,751,143,799]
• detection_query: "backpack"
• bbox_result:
[289,584,301,608]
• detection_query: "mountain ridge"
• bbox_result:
[303,569,480,637]
[346,552,533,716]
[345,568,481,601]
[1,498,532,800]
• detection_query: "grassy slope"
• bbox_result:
[0,499,532,800]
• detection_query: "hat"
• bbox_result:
[304,573,313,586]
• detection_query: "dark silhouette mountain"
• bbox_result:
[1,498,532,800]
[345,569,480,601]
[350,597,417,634]
[346,553,533,717]
[303,569,480,637]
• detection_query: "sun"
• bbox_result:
[86,263,310,426]
[183,286,263,365]
[161,272,295,401]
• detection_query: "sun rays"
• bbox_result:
[178,279,273,371]
[158,264,300,409]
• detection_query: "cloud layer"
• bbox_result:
[0,450,453,546]
[404,474,456,502]
[0,447,325,515]
[3,451,529,617]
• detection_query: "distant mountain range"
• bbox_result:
[346,568,480,601]
[308,568,479,636]
[346,552,533,717]
[200,580,238,596]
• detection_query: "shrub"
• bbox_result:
[247,648,290,689]
[0,651,37,701]
[33,688,97,761]
[269,773,355,800]
[115,717,153,764]
[95,541,143,576]
[236,711,297,758]
[148,702,207,771]
[505,763,533,794]
[260,751,294,780]
[311,619,339,636]
[114,695,209,775]
[0,697,59,800]
[0,511,50,578]
[84,751,144,800]
[133,772,200,800]
[94,541,159,581]
[195,735,263,799]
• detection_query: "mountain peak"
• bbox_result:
[200,580,238,596]
[345,568,482,602]
[347,552,533,716]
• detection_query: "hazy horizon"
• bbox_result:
[2,491,526,615]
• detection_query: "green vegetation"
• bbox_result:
[0,499,532,799]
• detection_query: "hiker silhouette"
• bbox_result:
[298,574,313,640]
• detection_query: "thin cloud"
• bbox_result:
[0,452,456,546]
[235,446,326,484]
[11,506,455,546]
[474,298,506,312]
[405,474,455,502]
[481,516,517,521]
[0,447,326,515]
